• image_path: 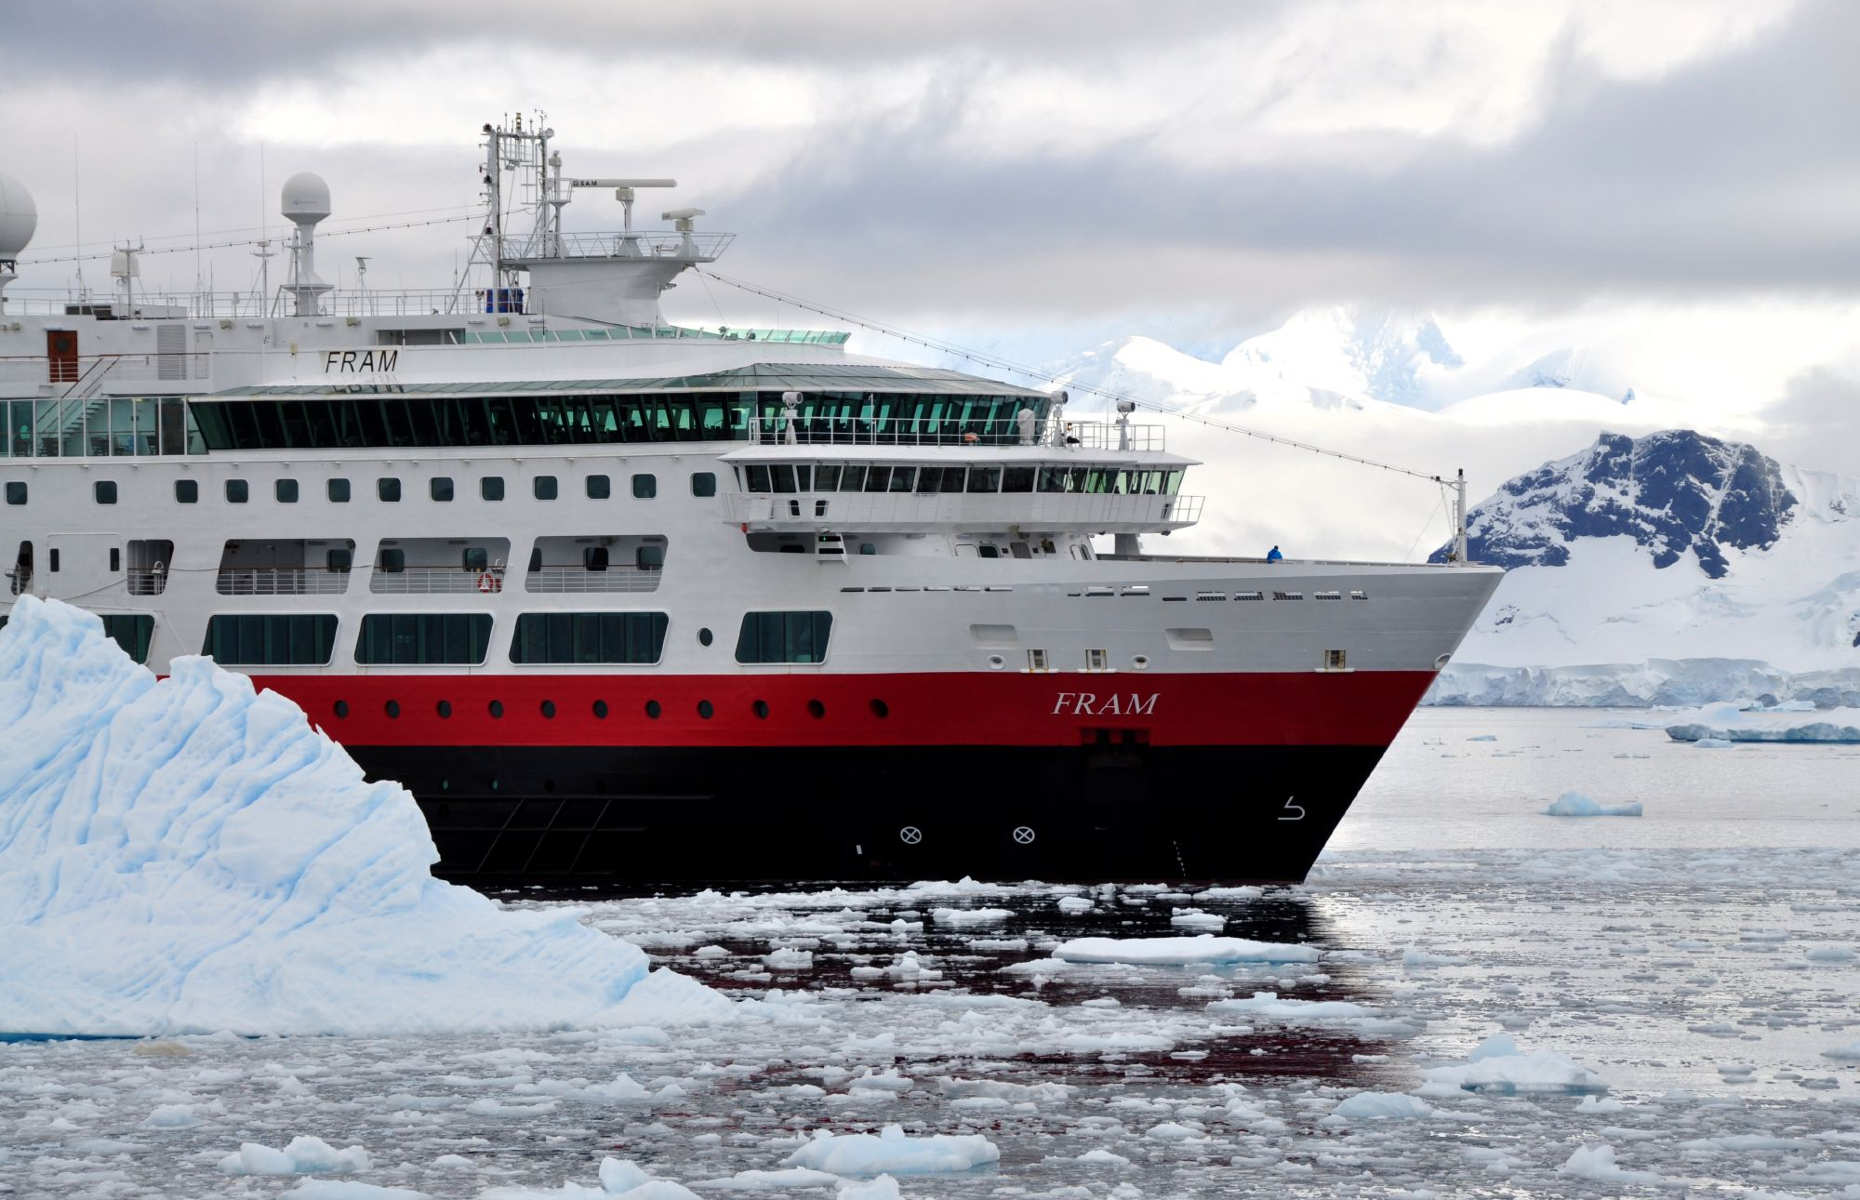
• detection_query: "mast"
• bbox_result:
[1452,468,1469,565]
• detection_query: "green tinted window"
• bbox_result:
[102,614,156,664]
[734,611,833,664]
[509,612,668,664]
[355,613,492,665]
[202,614,336,665]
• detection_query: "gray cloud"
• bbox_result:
[5,0,1855,339]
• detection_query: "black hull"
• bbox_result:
[349,743,1389,886]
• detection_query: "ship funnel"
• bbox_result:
[281,171,334,316]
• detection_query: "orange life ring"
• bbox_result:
[476,571,499,594]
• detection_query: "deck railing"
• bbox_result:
[215,567,351,596]
[745,416,1166,452]
[368,567,506,595]
[523,565,662,594]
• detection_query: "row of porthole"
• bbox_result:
[331,697,891,721]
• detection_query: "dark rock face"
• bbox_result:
[1432,430,1796,578]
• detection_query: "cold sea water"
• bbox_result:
[4,708,1858,1197]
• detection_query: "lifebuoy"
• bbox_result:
[476,571,499,594]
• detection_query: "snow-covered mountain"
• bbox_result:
[1432,429,1860,698]
[1054,307,1470,415]
[1430,430,1798,579]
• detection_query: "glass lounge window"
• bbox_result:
[690,471,716,497]
[534,475,558,500]
[94,481,117,504]
[430,476,454,502]
[509,612,668,664]
[355,613,493,665]
[481,476,504,501]
[226,479,249,503]
[735,611,833,664]
[586,474,611,499]
[275,478,299,503]
[632,473,657,499]
[174,479,197,503]
[328,477,351,502]
[378,477,401,502]
[202,614,338,665]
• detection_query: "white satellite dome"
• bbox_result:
[280,171,331,223]
[0,173,37,261]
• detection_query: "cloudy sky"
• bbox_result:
[8,0,1859,500]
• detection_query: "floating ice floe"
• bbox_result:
[479,1157,701,1199]
[1328,1091,1436,1121]
[1420,1033,1608,1096]
[931,906,1014,927]
[1167,909,1228,932]
[780,1124,1001,1176]
[1557,1143,1668,1187]
[1822,1041,1860,1062]
[218,1136,370,1176]
[1052,936,1320,966]
[1544,791,1644,817]
[1208,992,1419,1037]
[0,597,728,1037]
[1667,721,1860,744]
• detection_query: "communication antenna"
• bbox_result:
[280,171,333,316]
[355,255,370,314]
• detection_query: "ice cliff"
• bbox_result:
[0,596,726,1038]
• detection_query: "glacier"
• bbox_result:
[0,596,729,1038]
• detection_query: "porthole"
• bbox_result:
[752,699,770,719]
[592,699,609,719]
[436,700,453,718]
[870,698,890,718]
[540,699,557,719]
[384,700,401,718]
[488,699,505,719]
[1131,655,1151,670]
[987,654,1006,670]
[698,627,713,647]
[807,699,826,719]
[333,700,350,719]
[645,699,662,719]
[697,699,714,719]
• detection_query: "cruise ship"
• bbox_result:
[0,119,1501,884]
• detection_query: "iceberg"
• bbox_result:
[1543,791,1643,817]
[780,1124,1000,1176]
[0,597,728,1038]
[1420,1033,1607,1096]
[1666,721,1860,744]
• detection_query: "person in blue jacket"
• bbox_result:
[1266,545,1283,562]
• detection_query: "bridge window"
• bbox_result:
[1002,467,1035,493]
[355,613,493,665]
[966,467,1000,493]
[735,611,833,664]
[202,614,338,665]
[838,465,867,491]
[509,612,668,664]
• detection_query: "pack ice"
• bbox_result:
[0,597,725,1038]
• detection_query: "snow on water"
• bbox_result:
[1544,790,1643,817]
[0,597,725,1037]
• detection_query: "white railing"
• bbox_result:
[369,567,505,595]
[217,568,352,596]
[746,416,1166,452]
[496,230,735,262]
[524,566,662,594]
[727,490,1202,529]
